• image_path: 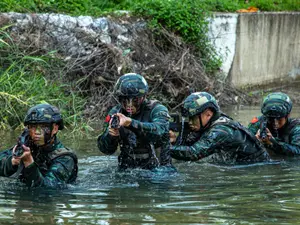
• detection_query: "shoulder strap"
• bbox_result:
[146,100,160,110]
[134,100,161,122]
[210,116,233,127]
[48,148,78,183]
[288,118,300,131]
[279,118,300,143]
[210,115,266,151]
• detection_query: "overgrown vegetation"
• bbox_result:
[0,26,90,134]
[0,0,299,15]
[0,0,299,131]
[131,0,221,73]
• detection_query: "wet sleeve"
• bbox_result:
[22,155,75,188]
[0,149,18,177]
[97,122,119,155]
[268,125,300,155]
[159,141,172,166]
[130,104,170,137]
[171,126,233,161]
[97,108,120,155]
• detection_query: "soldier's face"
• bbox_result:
[267,117,287,129]
[28,123,58,146]
[188,115,201,131]
[120,97,144,115]
[188,109,213,131]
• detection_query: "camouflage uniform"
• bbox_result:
[0,138,77,188]
[0,104,78,188]
[171,92,270,163]
[98,73,172,170]
[248,92,300,156]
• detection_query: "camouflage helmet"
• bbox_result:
[114,73,148,97]
[261,92,292,118]
[182,92,220,117]
[24,104,64,130]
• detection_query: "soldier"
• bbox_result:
[0,104,78,188]
[248,92,300,156]
[170,92,270,163]
[97,73,173,170]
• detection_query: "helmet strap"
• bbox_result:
[198,109,216,131]
[199,115,204,130]
[135,96,145,114]
[198,113,210,132]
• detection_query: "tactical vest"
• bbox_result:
[210,114,269,161]
[47,147,78,183]
[13,147,78,183]
[118,100,161,158]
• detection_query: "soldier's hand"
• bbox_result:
[109,127,120,136]
[20,145,34,167]
[108,115,120,136]
[11,145,21,166]
[116,113,132,127]
[255,129,261,140]
[12,144,33,167]
[169,130,177,144]
[256,128,273,145]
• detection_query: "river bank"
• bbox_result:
[0,12,299,129]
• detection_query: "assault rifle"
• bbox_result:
[169,113,190,144]
[259,116,267,139]
[110,115,120,128]
[13,128,30,157]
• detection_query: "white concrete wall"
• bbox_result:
[208,13,238,75]
[209,12,300,88]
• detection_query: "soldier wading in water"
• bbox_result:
[248,92,300,158]
[98,73,174,171]
[170,92,270,164]
[0,104,78,188]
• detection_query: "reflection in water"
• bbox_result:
[0,106,299,224]
[0,187,78,224]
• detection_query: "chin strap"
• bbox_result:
[198,114,210,132]
[199,115,204,130]
[198,112,215,132]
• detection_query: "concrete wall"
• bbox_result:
[209,12,300,88]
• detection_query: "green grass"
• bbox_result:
[0,26,89,134]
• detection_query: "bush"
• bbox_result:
[133,0,222,72]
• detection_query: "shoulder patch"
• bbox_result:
[251,117,259,124]
[105,115,111,123]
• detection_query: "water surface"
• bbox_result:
[0,106,300,224]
